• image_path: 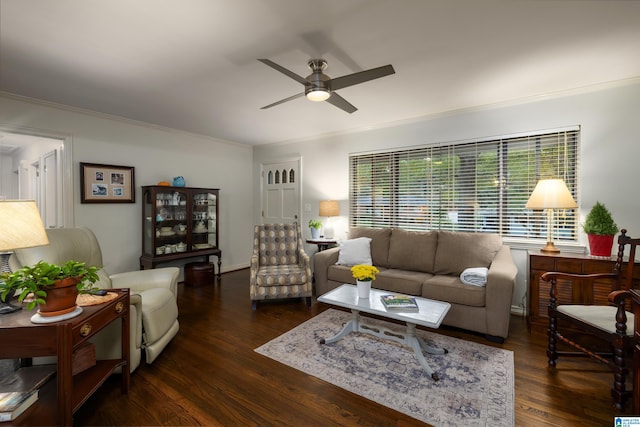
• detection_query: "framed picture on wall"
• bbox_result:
[80,162,135,203]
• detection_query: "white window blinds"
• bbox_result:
[349,128,579,241]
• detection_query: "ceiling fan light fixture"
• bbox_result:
[306,89,330,102]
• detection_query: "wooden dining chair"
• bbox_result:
[542,229,640,411]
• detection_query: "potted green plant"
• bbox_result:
[308,219,322,239]
[0,260,100,315]
[582,201,619,257]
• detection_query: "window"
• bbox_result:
[349,128,579,242]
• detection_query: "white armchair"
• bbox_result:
[10,227,179,371]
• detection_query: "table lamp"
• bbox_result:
[319,200,339,239]
[0,200,50,314]
[525,179,577,253]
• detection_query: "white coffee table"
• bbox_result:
[317,284,451,380]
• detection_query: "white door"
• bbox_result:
[261,159,301,225]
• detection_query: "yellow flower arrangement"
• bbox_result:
[351,264,379,282]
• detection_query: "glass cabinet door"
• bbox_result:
[153,189,188,256]
[191,191,218,250]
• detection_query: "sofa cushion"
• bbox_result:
[375,269,430,295]
[336,237,372,266]
[349,227,391,267]
[326,265,425,296]
[422,275,486,307]
[327,264,359,284]
[388,228,438,273]
[255,265,309,287]
[434,231,502,275]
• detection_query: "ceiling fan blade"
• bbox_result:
[330,65,395,91]
[261,92,305,110]
[258,59,307,85]
[326,92,357,114]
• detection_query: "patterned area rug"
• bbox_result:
[255,309,514,426]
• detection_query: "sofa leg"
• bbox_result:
[251,300,257,311]
[304,297,312,307]
[485,334,505,344]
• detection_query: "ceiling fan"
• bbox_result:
[258,58,395,113]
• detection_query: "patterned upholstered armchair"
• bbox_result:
[250,223,313,310]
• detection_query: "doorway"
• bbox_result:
[0,128,73,227]
[261,158,301,225]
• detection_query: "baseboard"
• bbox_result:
[220,262,249,273]
[510,304,525,317]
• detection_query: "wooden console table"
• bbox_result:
[0,289,130,426]
[528,251,640,329]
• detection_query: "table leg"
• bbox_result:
[320,310,359,344]
[406,323,447,381]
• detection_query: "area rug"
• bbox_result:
[255,309,514,426]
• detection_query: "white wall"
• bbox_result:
[0,94,254,275]
[253,79,640,313]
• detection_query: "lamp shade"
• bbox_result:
[525,179,577,209]
[0,200,50,251]
[319,200,339,217]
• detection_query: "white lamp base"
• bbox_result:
[323,225,334,239]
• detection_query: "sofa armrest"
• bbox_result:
[485,245,518,338]
[314,247,340,293]
[110,267,180,298]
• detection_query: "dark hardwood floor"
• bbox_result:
[74,269,626,426]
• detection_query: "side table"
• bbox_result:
[306,238,337,252]
[0,289,130,426]
[528,250,640,330]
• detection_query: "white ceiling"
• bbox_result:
[1,0,639,146]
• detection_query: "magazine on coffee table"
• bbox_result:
[380,294,419,312]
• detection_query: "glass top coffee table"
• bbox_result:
[317,284,451,380]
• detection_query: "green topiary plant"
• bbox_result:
[308,219,322,230]
[582,201,619,236]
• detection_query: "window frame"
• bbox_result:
[349,127,580,244]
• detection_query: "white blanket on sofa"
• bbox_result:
[460,267,489,286]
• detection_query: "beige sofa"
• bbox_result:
[10,227,180,371]
[314,227,517,342]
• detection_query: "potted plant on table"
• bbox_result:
[308,219,322,239]
[351,264,380,299]
[0,260,100,315]
[582,201,619,257]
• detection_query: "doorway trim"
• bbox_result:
[0,124,74,227]
[260,157,302,225]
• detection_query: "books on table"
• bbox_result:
[380,294,419,312]
[0,391,38,422]
[0,364,55,422]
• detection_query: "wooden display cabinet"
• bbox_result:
[0,289,130,426]
[140,186,221,278]
[528,251,640,329]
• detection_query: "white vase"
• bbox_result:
[310,227,320,239]
[356,280,371,298]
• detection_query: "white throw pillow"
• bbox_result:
[336,237,373,266]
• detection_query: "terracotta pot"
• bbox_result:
[38,276,81,317]
[587,234,615,257]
